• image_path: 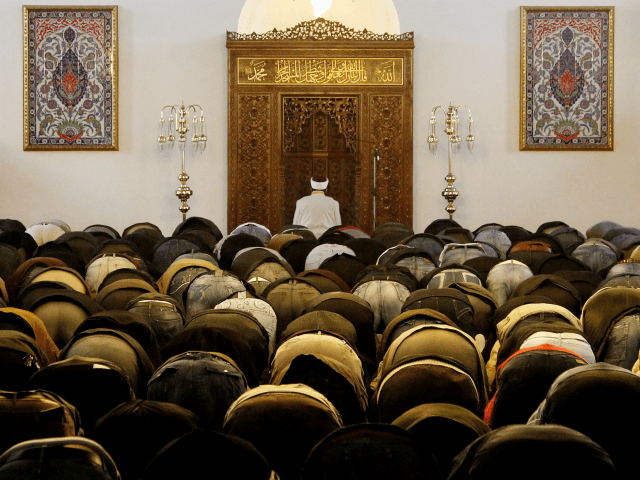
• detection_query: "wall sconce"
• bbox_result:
[428,103,474,219]
[157,103,207,221]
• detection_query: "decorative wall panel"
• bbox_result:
[236,95,271,226]
[23,5,118,150]
[370,95,406,225]
[520,7,614,150]
[283,97,358,152]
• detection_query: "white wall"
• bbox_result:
[0,0,637,237]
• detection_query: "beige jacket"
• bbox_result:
[156,258,220,294]
[486,303,582,386]
[270,333,368,412]
[1,307,60,363]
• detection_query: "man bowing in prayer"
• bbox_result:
[293,175,341,238]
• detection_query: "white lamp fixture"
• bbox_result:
[311,0,333,18]
[238,0,400,36]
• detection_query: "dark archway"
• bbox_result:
[282,97,360,227]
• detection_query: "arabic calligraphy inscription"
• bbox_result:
[238,58,403,85]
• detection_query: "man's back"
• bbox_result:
[293,192,341,238]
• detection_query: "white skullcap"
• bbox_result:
[311,175,329,190]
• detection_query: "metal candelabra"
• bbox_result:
[428,103,475,219]
[157,103,207,221]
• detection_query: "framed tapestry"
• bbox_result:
[23,5,118,150]
[520,6,614,150]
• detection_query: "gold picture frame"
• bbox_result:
[23,5,118,150]
[520,6,614,150]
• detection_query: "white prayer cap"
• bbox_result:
[311,175,329,190]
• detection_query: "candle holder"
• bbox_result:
[157,103,207,221]
[428,104,475,219]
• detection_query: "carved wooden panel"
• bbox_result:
[327,114,360,228]
[328,141,360,227]
[236,95,271,226]
[283,97,358,152]
[370,95,407,225]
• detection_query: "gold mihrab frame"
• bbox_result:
[227,18,414,235]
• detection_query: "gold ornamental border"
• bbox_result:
[238,57,404,86]
[23,5,119,151]
[519,6,614,151]
[228,17,413,42]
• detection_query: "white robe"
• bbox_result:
[293,191,341,238]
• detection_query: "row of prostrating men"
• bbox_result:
[0,216,638,479]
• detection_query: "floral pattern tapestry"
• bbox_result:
[24,6,118,150]
[520,7,613,150]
